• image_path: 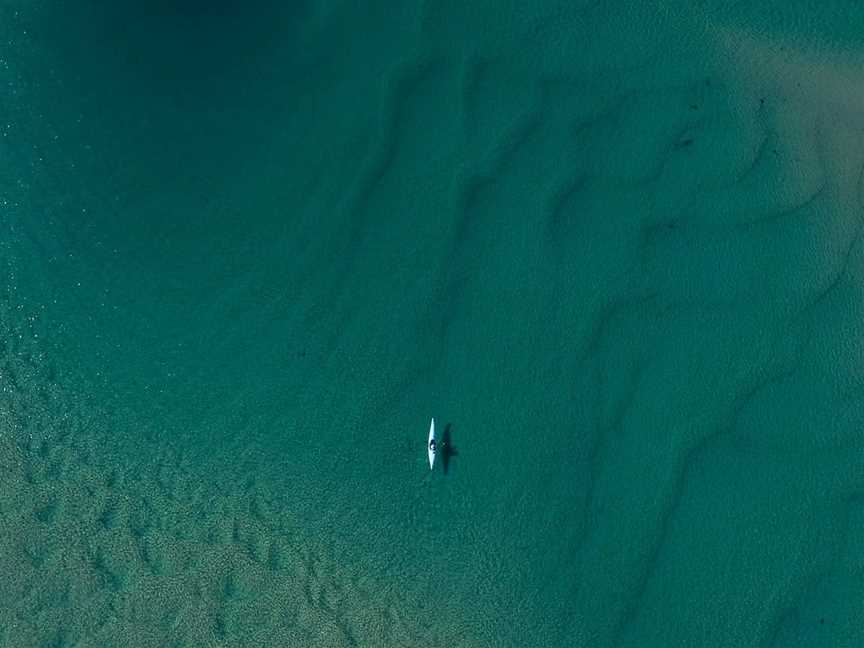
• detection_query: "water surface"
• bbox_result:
[1,2,863,646]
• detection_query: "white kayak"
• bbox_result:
[427,417,436,470]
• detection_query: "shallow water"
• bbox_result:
[2,2,864,646]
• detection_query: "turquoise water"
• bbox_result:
[2,2,864,646]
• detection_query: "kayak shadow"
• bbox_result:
[442,423,458,474]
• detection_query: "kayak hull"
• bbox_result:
[428,418,436,470]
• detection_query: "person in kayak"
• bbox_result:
[429,438,436,452]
